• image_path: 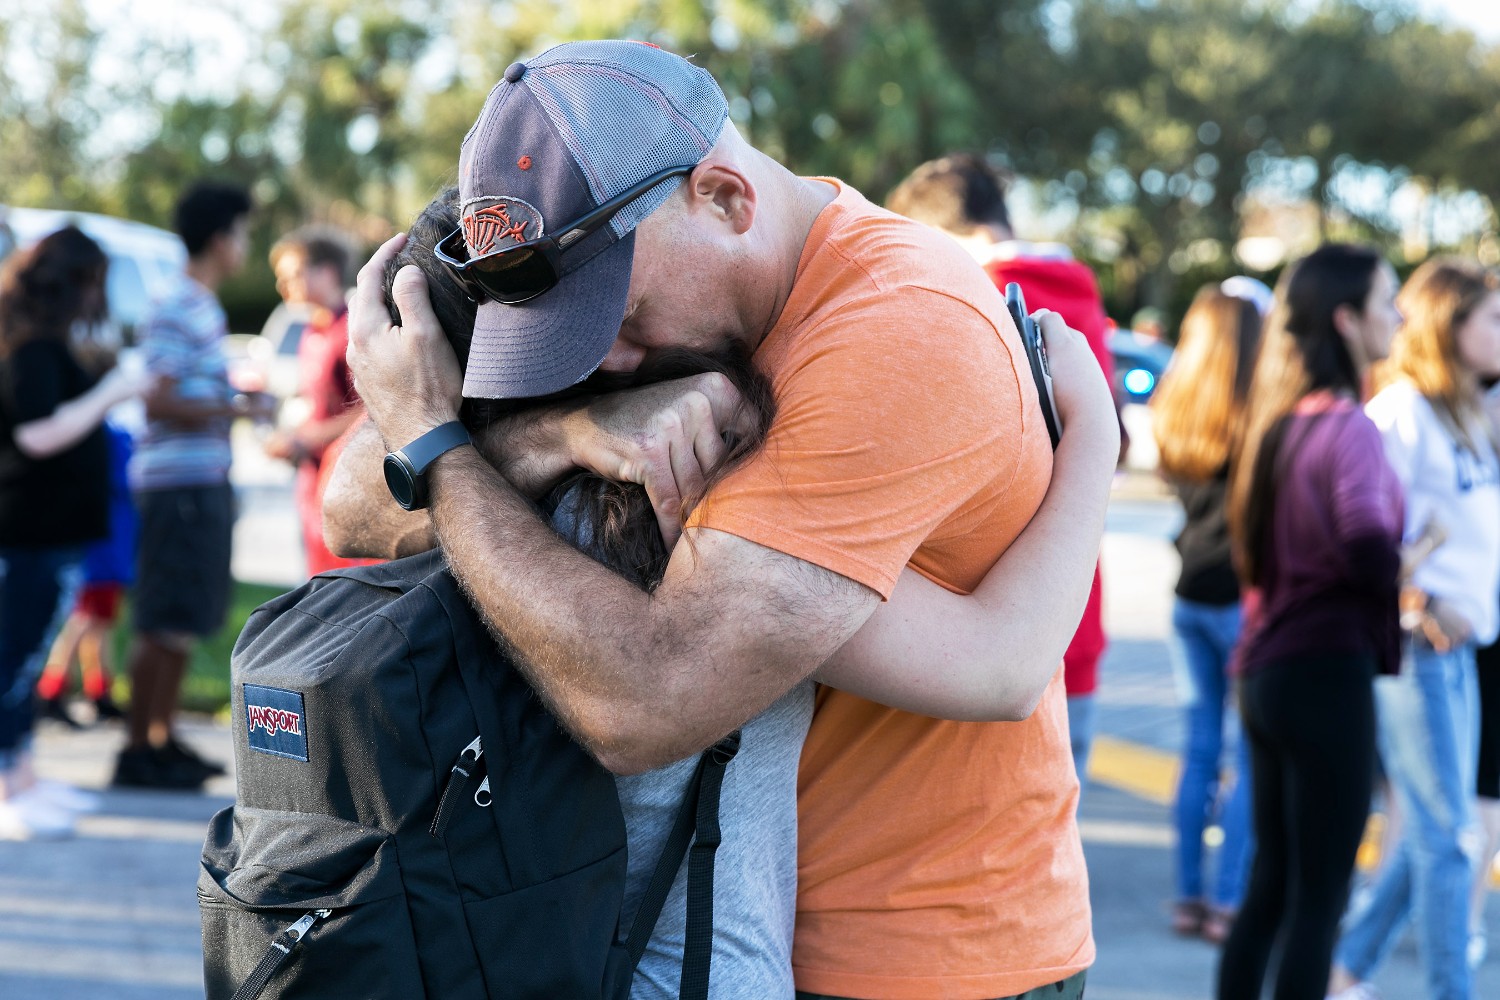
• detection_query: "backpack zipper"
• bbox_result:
[429,734,485,838]
[229,908,332,1000]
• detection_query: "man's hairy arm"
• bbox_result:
[322,418,438,559]
[816,410,1115,720]
[429,445,877,775]
[323,406,608,559]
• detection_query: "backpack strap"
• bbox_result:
[623,731,741,998]
[678,731,740,1000]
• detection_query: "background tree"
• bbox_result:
[4,0,1500,332]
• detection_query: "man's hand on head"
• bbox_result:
[470,371,754,539]
[554,373,755,546]
[346,233,464,450]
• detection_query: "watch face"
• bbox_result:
[383,453,417,511]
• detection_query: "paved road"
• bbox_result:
[2,483,1495,998]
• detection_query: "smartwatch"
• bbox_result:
[383,421,471,511]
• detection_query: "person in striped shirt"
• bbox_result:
[113,182,261,791]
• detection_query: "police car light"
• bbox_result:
[1124,368,1156,396]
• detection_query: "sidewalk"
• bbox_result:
[1,720,231,999]
[2,485,1496,998]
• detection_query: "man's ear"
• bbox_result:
[686,162,755,235]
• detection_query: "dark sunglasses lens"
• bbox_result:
[469,245,557,303]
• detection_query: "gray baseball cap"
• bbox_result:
[456,40,729,399]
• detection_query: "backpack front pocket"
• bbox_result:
[199,806,427,1000]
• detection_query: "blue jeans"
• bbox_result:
[1067,692,1097,782]
[0,546,82,765]
[1336,642,1481,1000]
[1171,598,1254,908]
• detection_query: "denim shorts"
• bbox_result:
[133,483,235,637]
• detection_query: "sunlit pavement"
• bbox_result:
[2,472,1496,998]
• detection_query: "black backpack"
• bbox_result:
[198,549,737,1000]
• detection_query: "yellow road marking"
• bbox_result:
[1088,735,1178,806]
[1086,734,1500,885]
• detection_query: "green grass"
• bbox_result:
[108,579,291,715]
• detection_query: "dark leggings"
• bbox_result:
[1218,652,1377,1000]
[1477,637,1500,800]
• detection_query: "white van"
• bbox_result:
[0,204,187,338]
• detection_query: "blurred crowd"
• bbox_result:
[1149,247,1500,1000]
[0,181,374,836]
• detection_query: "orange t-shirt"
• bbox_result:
[689,181,1094,998]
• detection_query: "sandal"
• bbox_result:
[1171,899,1206,936]
[1201,906,1236,945]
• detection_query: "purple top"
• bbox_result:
[1237,392,1404,676]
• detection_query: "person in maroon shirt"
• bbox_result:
[886,154,1123,778]
[266,229,367,575]
[1217,244,1404,1000]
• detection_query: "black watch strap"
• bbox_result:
[398,421,471,475]
[384,421,471,511]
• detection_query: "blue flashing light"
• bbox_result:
[1124,368,1156,397]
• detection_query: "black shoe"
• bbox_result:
[90,696,125,722]
[37,696,83,730]
[111,746,206,791]
[161,737,227,778]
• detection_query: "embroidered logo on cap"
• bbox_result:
[461,196,544,256]
[244,684,309,762]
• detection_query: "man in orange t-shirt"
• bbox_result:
[335,42,1118,999]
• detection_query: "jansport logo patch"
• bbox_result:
[247,705,302,737]
[243,685,309,762]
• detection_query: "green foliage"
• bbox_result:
[0,0,115,213]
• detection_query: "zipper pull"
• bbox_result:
[283,908,331,944]
[475,775,492,808]
[230,909,332,1000]
[429,734,486,838]
[461,734,483,763]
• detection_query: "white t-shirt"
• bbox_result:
[1366,378,1500,643]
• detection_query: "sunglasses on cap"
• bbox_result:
[435,163,697,305]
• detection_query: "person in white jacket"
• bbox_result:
[1332,258,1500,1000]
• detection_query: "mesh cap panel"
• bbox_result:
[524,43,728,236]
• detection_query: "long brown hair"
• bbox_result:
[385,188,776,591]
[1151,285,1262,483]
[1376,256,1498,453]
[0,226,108,358]
[1227,244,1384,585]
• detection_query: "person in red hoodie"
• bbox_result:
[265,228,370,575]
[888,154,1122,778]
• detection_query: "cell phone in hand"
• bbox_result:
[1004,282,1061,449]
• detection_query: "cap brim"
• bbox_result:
[462,231,635,399]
